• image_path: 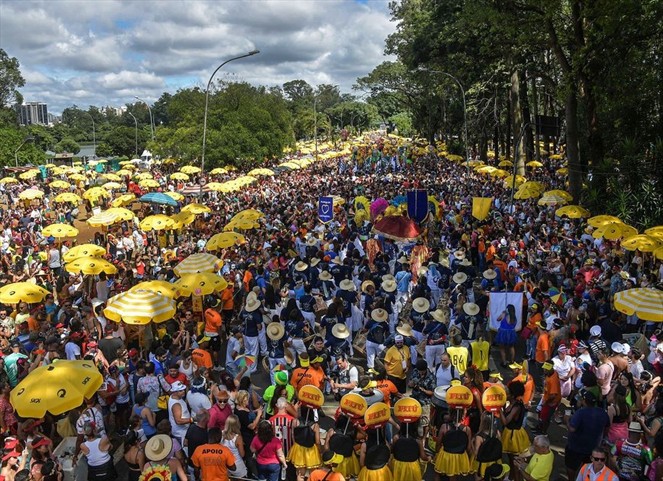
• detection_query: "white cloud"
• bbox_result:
[0,0,397,113]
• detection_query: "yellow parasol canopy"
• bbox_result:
[247,168,274,177]
[526,160,544,168]
[139,179,160,189]
[498,160,513,167]
[63,244,106,263]
[543,190,573,201]
[0,177,17,184]
[205,232,246,250]
[116,169,133,176]
[613,288,663,322]
[224,219,259,231]
[170,211,195,229]
[180,165,201,174]
[68,173,86,182]
[174,253,223,276]
[165,192,184,202]
[104,289,176,325]
[105,207,135,222]
[42,223,79,239]
[87,211,123,227]
[83,187,109,200]
[181,203,212,215]
[170,172,189,181]
[231,209,264,222]
[49,180,71,189]
[654,246,663,261]
[621,235,662,252]
[555,205,590,219]
[174,273,228,297]
[0,282,50,304]
[111,193,136,207]
[644,226,663,238]
[502,175,527,188]
[588,215,623,228]
[592,222,638,240]
[65,257,117,276]
[102,173,122,182]
[209,167,228,175]
[140,214,175,231]
[54,192,82,204]
[19,170,40,180]
[556,168,568,175]
[10,361,103,418]
[130,281,179,298]
[134,172,153,180]
[18,189,44,200]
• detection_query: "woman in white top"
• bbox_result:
[79,424,115,481]
[167,382,191,446]
[222,415,248,479]
[178,350,196,383]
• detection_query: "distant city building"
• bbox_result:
[18,102,49,126]
[100,105,127,116]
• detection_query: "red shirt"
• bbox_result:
[165,372,188,387]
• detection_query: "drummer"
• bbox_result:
[379,277,398,334]
[424,308,449,372]
[265,321,288,385]
[409,297,432,364]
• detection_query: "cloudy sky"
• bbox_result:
[0,0,396,114]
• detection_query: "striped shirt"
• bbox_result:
[270,413,296,457]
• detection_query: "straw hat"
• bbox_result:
[483,269,497,280]
[319,271,333,281]
[331,257,343,265]
[371,308,388,323]
[452,272,468,284]
[412,297,430,313]
[306,237,318,246]
[332,324,351,339]
[245,296,261,312]
[463,302,480,316]
[397,256,408,264]
[453,250,465,260]
[381,274,395,283]
[145,434,173,462]
[417,266,428,277]
[310,258,320,267]
[339,279,355,291]
[295,261,308,272]
[431,309,448,323]
[396,323,413,337]
[361,280,375,293]
[381,279,397,292]
[266,322,285,341]
[459,258,472,266]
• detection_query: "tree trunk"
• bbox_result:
[531,77,541,161]
[566,84,582,202]
[520,72,533,163]
[511,70,525,175]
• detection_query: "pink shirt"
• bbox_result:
[208,403,232,431]
[250,437,282,465]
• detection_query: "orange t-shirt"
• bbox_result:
[192,348,213,369]
[309,470,344,481]
[27,316,40,332]
[204,309,222,335]
[191,443,235,481]
[535,332,550,363]
[221,287,234,311]
[543,372,561,405]
[527,313,542,332]
[375,379,399,407]
[243,271,253,292]
[509,374,535,405]
[290,366,325,391]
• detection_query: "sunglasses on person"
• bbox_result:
[217,398,229,405]
[592,456,606,462]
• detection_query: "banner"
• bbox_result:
[488,292,524,332]
[472,197,493,221]
[318,196,334,223]
[407,190,428,222]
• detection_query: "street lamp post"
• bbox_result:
[200,49,260,200]
[134,96,155,142]
[14,136,35,167]
[128,112,138,156]
[422,69,470,172]
[313,96,318,162]
[85,112,96,160]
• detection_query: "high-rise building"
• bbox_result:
[18,102,49,126]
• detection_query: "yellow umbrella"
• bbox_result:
[139,179,160,189]
[180,165,201,174]
[140,214,175,231]
[644,226,663,237]
[592,222,638,240]
[102,182,123,190]
[111,193,136,207]
[206,182,224,191]
[526,160,544,168]
[622,235,662,252]
[210,167,227,175]
[42,223,79,239]
[65,257,117,275]
[613,288,663,322]
[87,211,123,227]
[83,187,109,200]
[10,361,103,418]
[331,195,345,206]
[232,209,264,222]
[130,281,179,298]
[502,175,527,188]
[165,192,184,202]
[205,232,247,250]
[556,168,568,175]
[18,189,44,200]
[174,273,228,296]
[588,215,623,228]
[514,188,540,200]
[224,219,259,231]
[134,172,153,180]
[555,205,590,219]
[104,289,176,325]
[224,165,237,171]
[467,160,484,167]
[106,207,135,221]
[119,160,134,166]
[654,247,663,261]
[170,172,190,181]
[181,203,211,215]
[68,173,86,182]
[0,282,50,304]
[490,169,509,178]
[116,169,133,176]
[476,166,496,174]
[543,190,573,201]
[247,168,275,176]
[498,160,513,167]
[174,253,223,276]
[54,192,82,204]
[102,173,122,182]
[19,170,40,180]
[63,244,106,263]
[537,194,568,206]
[0,177,17,184]
[170,211,195,229]
[49,180,71,189]
[45,163,56,168]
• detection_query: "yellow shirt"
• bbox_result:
[384,345,411,379]
[525,451,554,481]
[470,340,490,372]
[446,346,469,375]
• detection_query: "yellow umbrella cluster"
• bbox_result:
[180,165,201,174]
[170,172,190,181]
[592,222,638,240]
[513,181,545,199]
[174,273,227,296]
[0,282,50,304]
[65,257,117,276]
[181,203,211,215]
[621,235,661,252]
[0,177,17,184]
[50,180,71,189]
[111,193,136,207]
[140,214,175,231]
[206,232,246,250]
[83,187,109,201]
[63,244,106,263]
[247,168,275,177]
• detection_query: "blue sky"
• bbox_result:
[0,0,396,114]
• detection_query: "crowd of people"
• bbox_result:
[0,134,661,481]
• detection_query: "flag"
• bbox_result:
[472,197,493,221]
[407,189,428,222]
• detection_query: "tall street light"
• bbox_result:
[313,96,318,163]
[85,112,96,160]
[14,136,34,167]
[200,49,260,200]
[128,112,138,157]
[134,96,155,142]
[421,68,470,172]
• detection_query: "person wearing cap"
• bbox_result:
[484,462,511,481]
[612,421,653,481]
[191,336,214,372]
[384,334,411,393]
[79,422,115,480]
[595,348,615,399]
[143,434,187,481]
[508,362,535,407]
[291,353,325,392]
[552,344,576,399]
[364,308,388,369]
[1,447,27,481]
[167,381,191,446]
[335,279,359,337]
[409,359,435,435]
[308,450,345,481]
[608,341,629,378]
[266,321,289,385]
[3,340,27,388]
[537,362,560,435]
[563,387,611,480]
[409,297,431,363]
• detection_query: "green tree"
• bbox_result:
[0,49,25,126]
[55,137,80,155]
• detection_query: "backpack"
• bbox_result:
[476,435,503,463]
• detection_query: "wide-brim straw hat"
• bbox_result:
[483,269,497,280]
[245,296,261,312]
[266,322,285,340]
[459,258,472,266]
[412,297,430,313]
[453,250,466,260]
[381,274,395,283]
[463,302,480,316]
[452,272,468,284]
[306,237,318,246]
[396,323,413,337]
[295,261,308,272]
[319,271,333,281]
[145,434,173,462]
[361,280,375,293]
[431,309,448,323]
[371,308,388,323]
[332,323,351,339]
[310,258,320,267]
[339,279,355,291]
[381,279,397,292]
